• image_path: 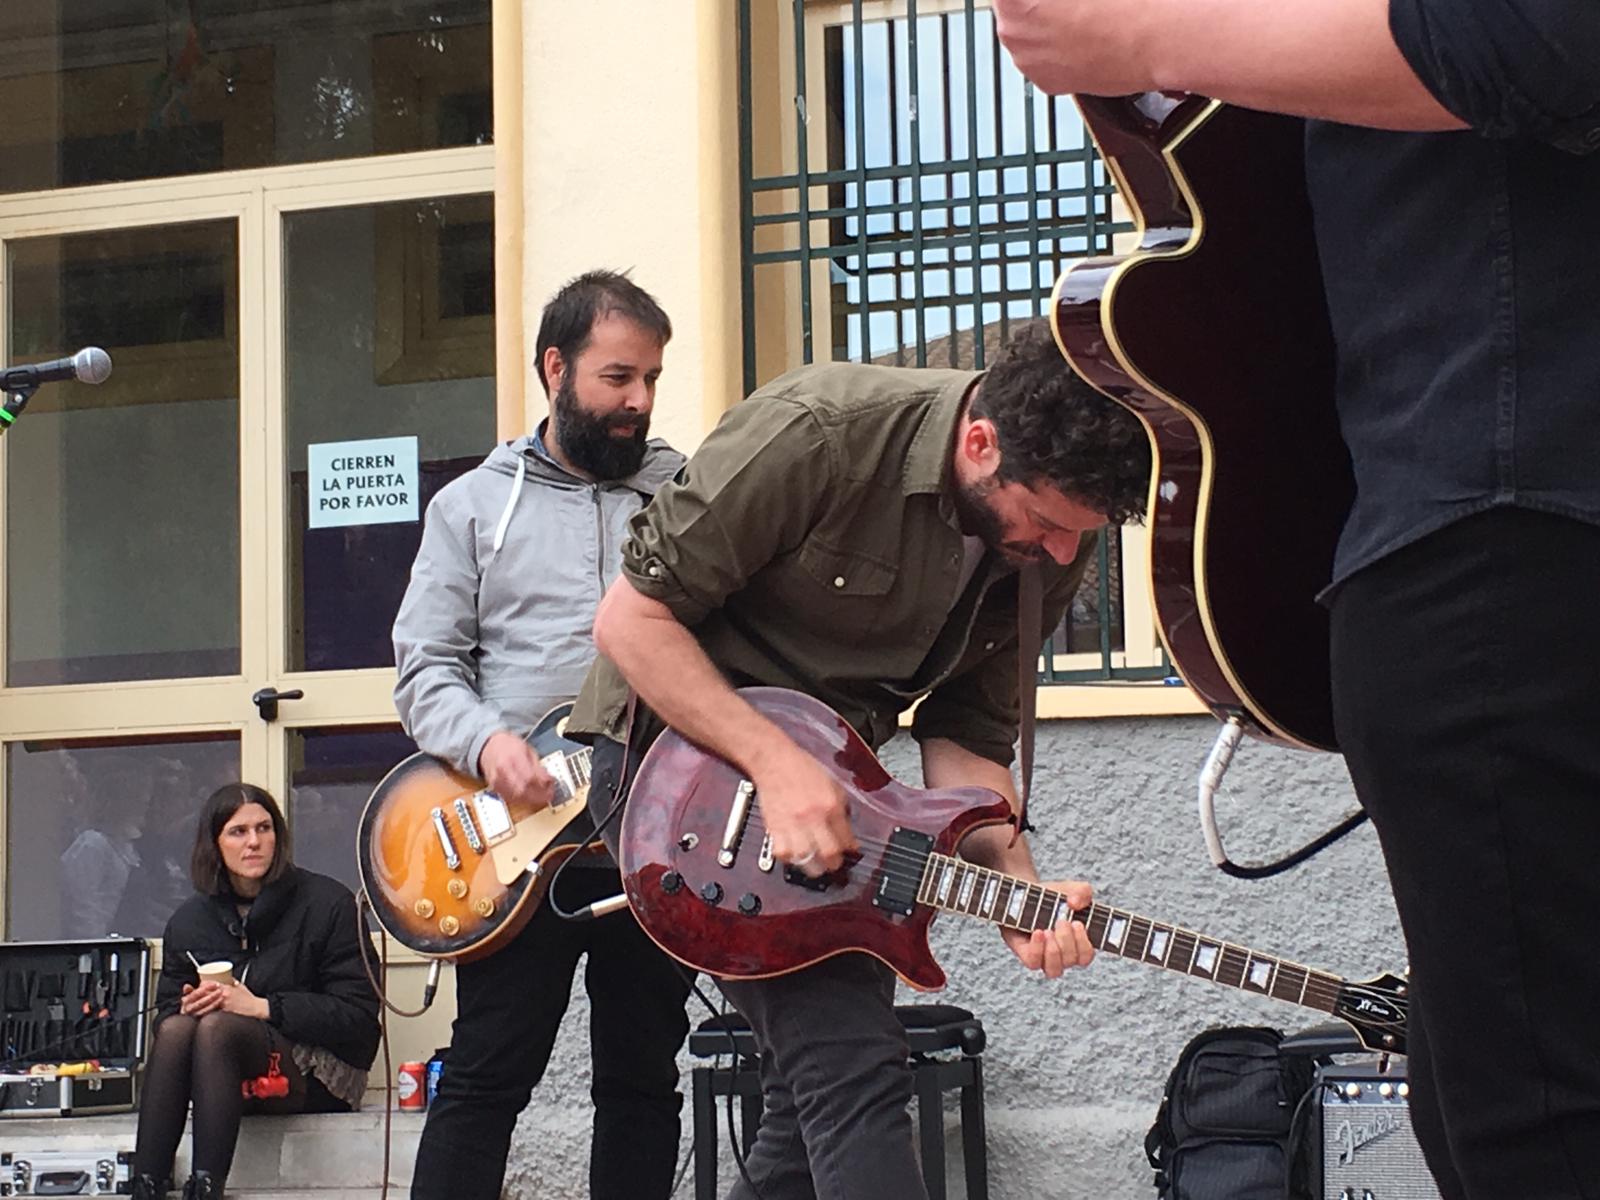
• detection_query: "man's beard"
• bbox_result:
[551,373,649,480]
[952,473,1044,565]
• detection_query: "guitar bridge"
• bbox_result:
[453,797,484,853]
[430,807,461,871]
[718,779,756,867]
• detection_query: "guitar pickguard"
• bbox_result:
[488,792,591,887]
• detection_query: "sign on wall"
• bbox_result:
[307,435,419,528]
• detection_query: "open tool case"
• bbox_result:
[0,938,150,1117]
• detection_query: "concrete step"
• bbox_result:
[0,1109,423,1194]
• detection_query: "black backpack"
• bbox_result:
[1145,1026,1320,1200]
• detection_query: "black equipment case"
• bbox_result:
[0,937,150,1118]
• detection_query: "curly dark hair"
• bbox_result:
[970,319,1151,524]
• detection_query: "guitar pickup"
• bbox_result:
[873,827,934,915]
[541,750,578,803]
[471,790,513,841]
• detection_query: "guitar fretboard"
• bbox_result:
[916,852,1344,1015]
[541,747,592,803]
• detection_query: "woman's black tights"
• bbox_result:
[133,1013,309,1185]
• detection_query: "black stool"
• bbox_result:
[687,1002,988,1200]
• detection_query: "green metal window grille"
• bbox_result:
[737,0,1172,684]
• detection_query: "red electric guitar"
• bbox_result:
[1053,94,1354,751]
[619,688,1408,1054]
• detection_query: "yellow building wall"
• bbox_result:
[515,0,743,454]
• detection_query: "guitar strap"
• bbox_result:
[1012,563,1042,848]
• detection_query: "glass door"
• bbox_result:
[264,175,496,896]
[0,193,264,937]
[0,155,498,936]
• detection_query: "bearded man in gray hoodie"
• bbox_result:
[394,271,691,1200]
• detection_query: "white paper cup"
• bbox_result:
[196,960,235,987]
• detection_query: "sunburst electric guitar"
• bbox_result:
[1054,94,1355,751]
[358,704,602,961]
[620,688,1408,1054]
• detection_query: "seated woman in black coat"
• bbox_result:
[133,783,381,1200]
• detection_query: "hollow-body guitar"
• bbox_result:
[1054,94,1354,751]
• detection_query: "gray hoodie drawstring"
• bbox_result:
[488,454,527,565]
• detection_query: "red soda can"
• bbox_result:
[397,1061,426,1110]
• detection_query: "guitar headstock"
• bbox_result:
[1332,970,1409,1055]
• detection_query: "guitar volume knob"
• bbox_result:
[738,893,762,916]
[660,871,683,894]
[414,899,435,919]
[700,881,724,905]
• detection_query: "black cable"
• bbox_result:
[353,890,437,1019]
[686,973,771,1200]
[543,772,631,923]
[1284,1072,1323,1199]
[541,736,768,1196]
[1218,810,1370,881]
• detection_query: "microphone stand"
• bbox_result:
[0,385,37,436]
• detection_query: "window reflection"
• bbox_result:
[7,737,239,941]
[0,1,491,195]
[289,726,418,894]
[284,198,495,672]
[5,221,241,687]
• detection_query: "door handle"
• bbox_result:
[250,687,304,722]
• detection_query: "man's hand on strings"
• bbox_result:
[752,741,858,878]
[1002,878,1096,978]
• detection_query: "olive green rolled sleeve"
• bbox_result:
[619,396,835,626]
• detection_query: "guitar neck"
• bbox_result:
[917,853,1345,1017]
[541,746,592,804]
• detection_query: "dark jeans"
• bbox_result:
[1330,507,1600,1200]
[409,862,693,1200]
[717,955,926,1200]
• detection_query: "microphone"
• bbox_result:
[0,347,112,435]
[1,347,113,393]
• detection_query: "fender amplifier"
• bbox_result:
[0,1149,131,1196]
[1318,1063,1441,1200]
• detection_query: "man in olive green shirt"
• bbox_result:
[570,320,1149,1200]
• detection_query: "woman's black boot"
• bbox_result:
[181,1171,222,1200]
[131,1175,167,1200]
